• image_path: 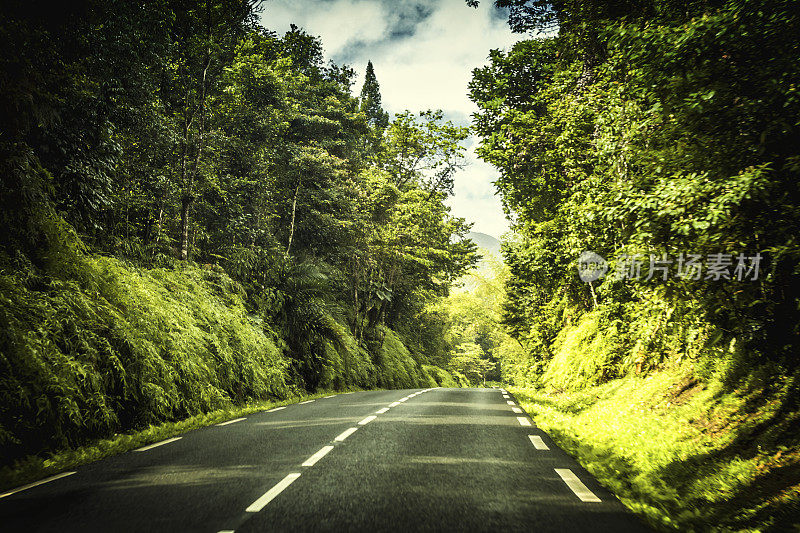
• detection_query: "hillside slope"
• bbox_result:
[0,229,446,469]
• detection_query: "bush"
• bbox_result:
[422,364,462,388]
[0,253,290,462]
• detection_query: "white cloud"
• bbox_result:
[373,2,519,118]
[260,0,519,239]
[446,139,509,237]
[262,0,390,56]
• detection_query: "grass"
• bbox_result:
[0,388,363,494]
[510,369,800,532]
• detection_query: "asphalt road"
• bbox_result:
[0,387,651,532]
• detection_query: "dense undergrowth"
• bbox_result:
[465,1,800,529]
[500,302,800,531]
[511,366,800,532]
[0,223,456,473]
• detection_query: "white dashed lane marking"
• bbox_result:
[134,437,182,452]
[298,400,315,405]
[358,415,377,425]
[216,417,246,426]
[506,400,516,405]
[335,427,358,442]
[528,435,549,450]
[245,473,302,512]
[375,407,390,414]
[512,407,523,414]
[517,417,531,427]
[0,471,76,499]
[302,446,334,467]
[555,469,601,502]
[267,406,286,412]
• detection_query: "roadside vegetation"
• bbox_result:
[464,0,799,530]
[512,371,799,532]
[0,0,469,487]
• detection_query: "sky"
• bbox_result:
[258,0,523,238]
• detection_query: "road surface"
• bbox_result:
[0,388,650,532]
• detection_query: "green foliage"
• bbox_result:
[421,365,464,388]
[541,310,623,389]
[469,0,800,389]
[470,4,800,527]
[511,369,800,532]
[0,251,289,461]
[432,249,511,385]
[382,110,470,196]
[359,60,390,130]
[0,1,475,467]
[0,0,475,466]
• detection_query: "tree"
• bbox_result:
[468,0,800,387]
[382,110,469,196]
[359,60,389,130]
[449,344,496,385]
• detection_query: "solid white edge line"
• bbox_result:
[517,416,531,426]
[375,407,390,414]
[554,468,601,502]
[512,407,523,414]
[246,473,302,512]
[267,406,286,412]
[216,417,246,426]
[506,400,516,405]
[302,445,334,467]
[134,437,182,452]
[335,427,358,441]
[298,400,315,404]
[529,435,549,450]
[358,415,377,425]
[389,402,401,407]
[0,471,76,499]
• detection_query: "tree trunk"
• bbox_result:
[179,49,210,261]
[180,193,193,261]
[285,179,301,256]
[588,280,598,309]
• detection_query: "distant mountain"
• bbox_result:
[466,231,501,257]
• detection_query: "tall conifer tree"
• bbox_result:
[359,60,390,130]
